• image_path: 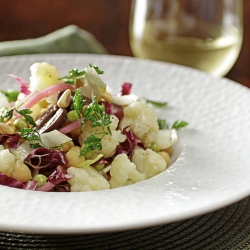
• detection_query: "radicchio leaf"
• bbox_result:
[24,147,68,169]
[116,128,144,158]
[0,134,21,149]
[0,172,23,188]
[121,82,132,95]
[8,74,31,95]
[36,169,73,192]
[48,169,73,185]
[100,101,124,120]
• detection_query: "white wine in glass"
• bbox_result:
[129,0,243,77]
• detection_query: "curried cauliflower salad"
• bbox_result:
[0,62,187,192]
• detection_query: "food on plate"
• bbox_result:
[0,62,187,192]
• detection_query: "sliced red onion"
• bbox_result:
[36,181,55,192]
[23,180,38,190]
[18,83,75,110]
[8,74,31,95]
[59,120,81,134]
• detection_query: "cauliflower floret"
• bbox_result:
[119,101,159,147]
[154,129,178,150]
[67,165,110,192]
[110,153,146,188]
[0,146,16,176]
[29,62,61,91]
[78,115,126,158]
[132,148,166,179]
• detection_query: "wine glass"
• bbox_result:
[129,0,243,77]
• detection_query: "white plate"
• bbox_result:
[0,54,250,234]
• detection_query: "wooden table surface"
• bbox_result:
[0,0,249,88]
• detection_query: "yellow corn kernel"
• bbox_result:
[11,160,31,183]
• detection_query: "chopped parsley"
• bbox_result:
[145,99,168,108]
[59,64,104,85]
[19,128,61,149]
[73,88,86,121]
[70,88,112,156]
[158,119,188,130]
[0,107,14,122]
[16,109,36,126]
[19,128,43,148]
[0,106,35,126]
[80,97,111,156]
[158,119,168,129]
[172,120,188,130]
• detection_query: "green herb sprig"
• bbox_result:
[0,108,14,122]
[0,106,35,126]
[71,89,112,156]
[83,97,111,130]
[89,64,104,75]
[19,128,44,149]
[16,109,36,126]
[172,120,188,130]
[73,88,86,121]
[145,99,168,108]
[157,119,168,130]
[19,128,62,149]
[158,119,188,130]
[59,64,104,85]
[80,98,111,156]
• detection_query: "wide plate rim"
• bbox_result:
[0,53,249,234]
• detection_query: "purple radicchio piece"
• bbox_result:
[121,82,132,95]
[0,172,23,188]
[8,74,31,95]
[48,169,73,185]
[116,128,144,158]
[99,101,124,121]
[23,180,38,190]
[36,169,73,192]
[24,147,68,170]
[0,134,21,149]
